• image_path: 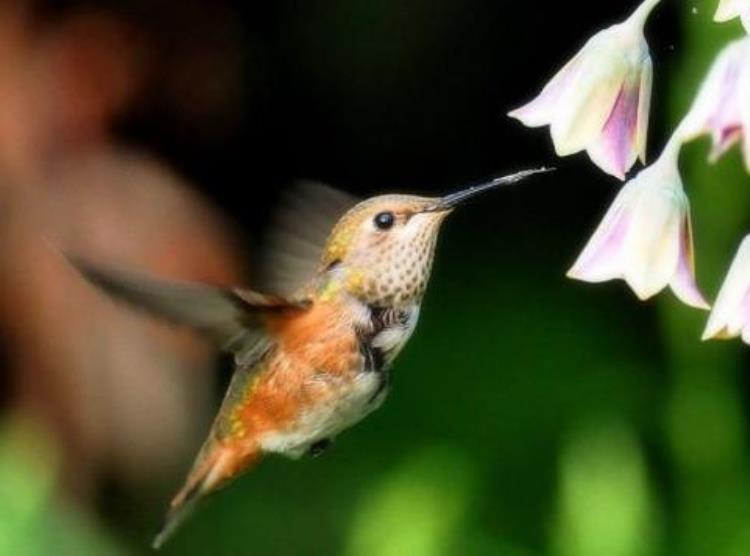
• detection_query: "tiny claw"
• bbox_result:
[307,438,333,458]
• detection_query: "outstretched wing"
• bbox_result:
[68,257,310,365]
[258,181,357,296]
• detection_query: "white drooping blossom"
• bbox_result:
[509,0,660,180]
[567,138,708,310]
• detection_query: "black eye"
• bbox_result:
[374,211,395,230]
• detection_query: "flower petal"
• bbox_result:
[678,40,740,140]
[708,126,743,162]
[715,0,744,22]
[635,56,653,163]
[669,206,710,310]
[508,51,585,128]
[732,290,750,339]
[703,235,750,340]
[566,189,633,283]
[678,37,750,166]
[568,143,701,308]
[740,59,750,170]
[549,30,626,156]
[740,321,750,344]
[741,10,750,32]
[587,71,644,180]
[620,169,683,300]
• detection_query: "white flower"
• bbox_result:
[715,0,750,32]
[509,0,660,180]
[678,37,750,169]
[567,140,709,309]
[703,235,750,342]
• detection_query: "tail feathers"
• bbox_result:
[152,445,259,550]
[152,489,201,550]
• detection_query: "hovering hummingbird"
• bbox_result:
[71,168,550,548]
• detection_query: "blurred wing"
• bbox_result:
[259,181,357,295]
[69,257,309,365]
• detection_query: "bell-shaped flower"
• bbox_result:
[567,139,709,309]
[509,0,660,180]
[703,236,750,342]
[678,37,750,169]
[715,0,750,32]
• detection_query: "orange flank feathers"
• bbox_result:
[230,300,362,438]
[154,299,362,549]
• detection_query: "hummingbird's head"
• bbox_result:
[318,168,550,307]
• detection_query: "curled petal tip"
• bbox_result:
[631,289,653,302]
[508,106,533,124]
[507,107,525,122]
[671,260,711,310]
[595,161,627,181]
[625,276,662,302]
[565,267,587,282]
[587,75,648,179]
[685,295,711,312]
[508,89,561,128]
[552,138,580,157]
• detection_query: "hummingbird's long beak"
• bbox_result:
[426,167,554,212]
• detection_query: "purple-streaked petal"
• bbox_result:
[707,63,743,147]
[570,141,710,311]
[708,125,743,162]
[669,208,710,310]
[511,2,659,177]
[567,210,630,282]
[678,37,750,168]
[678,41,742,141]
[567,184,635,282]
[587,74,642,180]
[635,57,653,163]
[549,43,624,156]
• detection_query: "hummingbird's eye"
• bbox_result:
[374,211,395,230]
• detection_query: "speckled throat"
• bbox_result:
[347,216,441,307]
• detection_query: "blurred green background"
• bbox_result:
[1,1,749,555]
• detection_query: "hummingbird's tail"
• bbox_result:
[152,443,260,550]
[152,487,201,550]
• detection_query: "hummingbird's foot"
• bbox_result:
[307,439,332,458]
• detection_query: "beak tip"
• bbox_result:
[437,166,555,209]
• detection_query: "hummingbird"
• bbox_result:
[70,167,549,548]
